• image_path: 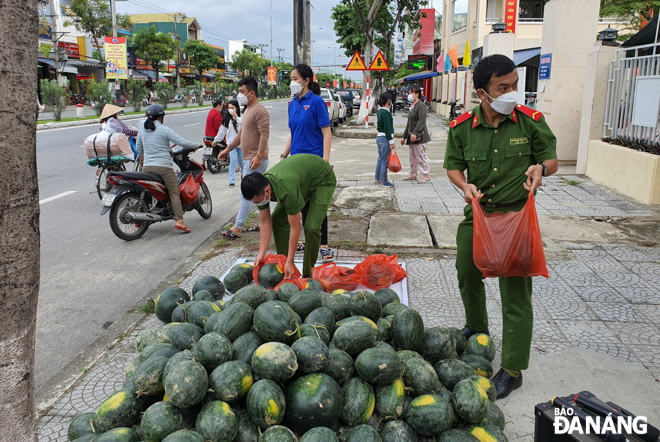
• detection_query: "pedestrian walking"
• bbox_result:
[401,85,432,184]
[444,54,558,399]
[389,86,397,115]
[218,77,270,239]
[375,92,395,186]
[213,100,243,188]
[280,64,334,262]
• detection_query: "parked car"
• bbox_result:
[336,95,347,123]
[334,90,354,117]
[350,89,362,109]
[320,88,340,128]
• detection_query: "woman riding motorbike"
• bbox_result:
[135,105,203,233]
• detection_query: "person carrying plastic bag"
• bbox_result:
[443,55,557,400]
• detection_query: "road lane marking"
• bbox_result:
[185,122,201,127]
[40,191,77,205]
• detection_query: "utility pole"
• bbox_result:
[270,0,273,67]
[333,46,337,76]
[172,13,185,90]
[293,0,311,65]
[48,0,64,86]
[110,0,121,102]
[276,48,285,63]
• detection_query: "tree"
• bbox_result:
[127,79,147,112]
[600,0,660,39]
[154,82,175,109]
[132,26,178,81]
[183,40,220,81]
[62,0,131,66]
[1,1,40,441]
[230,48,270,77]
[86,79,114,116]
[40,79,69,121]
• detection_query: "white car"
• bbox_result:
[320,88,340,128]
[336,95,347,123]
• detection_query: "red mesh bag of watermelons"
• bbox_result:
[311,263,361,292]
[179,174,199,205]
[472,191,549,278]
[253,253,302,285]
[352,254,407,290]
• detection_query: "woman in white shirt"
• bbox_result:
[213,100,243,187]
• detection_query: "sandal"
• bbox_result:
[175,224,191,233]
[417,178,431,184]
[247,225,260,232]
[403,177,417,181]
[297,243,305,252]
[221,229,241,239]
[320,247,334,262]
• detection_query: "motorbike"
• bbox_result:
[403,96,432,113]
[449,99,463,120]
[202,136,230,174]
[100,145,212,240]
[142,93,154,107]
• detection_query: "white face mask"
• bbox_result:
[290,80,303,96]
[484,90,518,115]
[407,94,415,102]
[254,190,270,207]
[237,92,249,106]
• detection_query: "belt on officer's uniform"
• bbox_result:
[479,198,527,209]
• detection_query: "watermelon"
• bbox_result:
[161,429,206,442]
[93,428,138,442]
[401,357,444,396]
[291,336,329,373]
[377,318,391,342]
[348,292,382,323]
[300,426,339,442]
[163,323,205,351]
[374,379,405,420]
[466,334,496,362]
[204,312,222,334]
[355,347,403,385]
[303,278,324,292]
[421,327,457,364]
[452,379,489,424]
[212,302,254,342]
[132,355,169,395]
[253,301,301,345]
[233,408,260,442]
[191,332,232,371]
[192,290,215,302]
[246,379,286,429]
[336,315,378,329]
[434,359,476,391]
[155,287,190,324]
[300,323,331,345]
[192,276,225,299]
[483,401,505,430]
[382,303,407,317]
[322,348,354,384]
[289,290,323,319]
[251,342,299,383]
[374,288,400,307]
[186,301,222,329]
[277,282,300,302]
[125,357,141,381]
[266,289,279,301]
[140,401,184,442]
[373,341,396,353]
[340,377,375,427]
[379,420,416,442]
[332,321,378,356]
[71,434,97,442]
[406,394,454,436]
[163,350,194,383]
[285,373,343,433]
[232,331,264,365]
[401,395,413,421]
[437,429,480,441]
[67,412,97,440]
[460,354,493,378]
[391,308,424,351]
[231,263,255,283]
[466,423,509,442]
[95,390,142,433]
[345,424,381,442]
[305,307,336,334]
[257,263,285,288]
[466,375,497,402]
[396,350,424,364]
[214,300,228,310]
[195,400,237,442]
[260,426,297,442]
[325,294,351,321]
[139,343,178,362]
[448,327,467,356]
[164,360,208,409]
[223,271,248,294]
[209,361,253,403]
[136,329,172,352]
[231,285,268,310]
[170,302,192,323]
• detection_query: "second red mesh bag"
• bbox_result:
[311,263,360,293]
[352,254,407,291]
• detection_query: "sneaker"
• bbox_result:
[383,182,394,187]
[492,368,523,399]
[229,183,235,188]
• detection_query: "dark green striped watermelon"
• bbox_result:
[203,312,222,334]
[233,409,260,442]
[285,373,343,433]
[212,302,254,342]
[231,285,267,310]
[132,355,169,395]
[209,361,253,403]
[95,390,142,433]
[155,287,190,324]
[195,400,237,442]
[325,294,352,321]
[374,379,405,420]
[139,343,179,362]
[322,348,354,384]
[332,321,378,356]
[136,329,172,352]
[163,323,204,351]
[251,342,298,383]
[373,341,396,353]
[466,333,496,362]
[401,356,444,396]
[300,426,338,441]
[382,303,407,317]
[161,429,206,442]
[448,327,467,356]
[305,307,336,334]
[246,379,286,429]
[253,300,301,345]
[355,347,403,385]
[340,377,375,427]
[191,332,232,371]
[67,413,96,440]
[223,271,248,294]
[162,350,194,383]
[406,394,454,436]
[374,288,400,308]
[288,290,323,319]
[437,429,481,441]
[266,289,279,301]
[452,379,489,424]
[71,433,98,442]
[163,360,208,409]
[466,423,508,441]
[300,322,331,345]
[140,401,184,442]
[379,420,416,442]
[460,354,493,378]
[257,264,285,289]
[170,302,192,323]
[231,263,255,283]
[277,282,300,302]
[376,318,391,342]
[401,395,413,421]
[192,290,215,302]
[345,424,381,442]
[421,327,457,364]
[186,301,222,329]
[336,315,378,329]
[192,276,225,299]
[232,331,264,365]
[214,300,228,310]
[466,375,497,402]
[260,426,297,442]
[300,278,322,291]
[125,357,140,382]
[291,336,329,373]
[396,350,424,363]
[483,400,505,430]
[434,359,476,391]
[348,292,382,323]
[92,427,138,442]
[391,308,424,351]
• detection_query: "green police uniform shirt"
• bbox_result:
[443,104,557,205]
[259,153,336,215]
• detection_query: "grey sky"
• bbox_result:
[117,0,364,80]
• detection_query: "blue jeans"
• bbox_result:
[229,147,243,184]
[235,158,269,230]
[375,136,391,183]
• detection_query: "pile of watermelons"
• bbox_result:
[65,263,509,442]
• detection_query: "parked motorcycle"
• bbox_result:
[142,93,154,107]
[101,145,212,240]
[202,136,230,174]
[449,99,463,120]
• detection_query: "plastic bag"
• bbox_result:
[352,254,407,290]
[388,148,402,173]
[472,191,549,278]
[311,263,361,293]
[179,174,199,205]
[253,254,302,286]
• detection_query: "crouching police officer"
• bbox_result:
[444,55,558,399]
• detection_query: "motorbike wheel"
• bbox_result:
[97,163,124,200]
[109,192,150,241]
[196,182,212,219]
[207,159,222,174]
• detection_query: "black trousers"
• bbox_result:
[301,199,328,245]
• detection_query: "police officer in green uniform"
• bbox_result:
[241,153,337,278]
[444,55,558,399]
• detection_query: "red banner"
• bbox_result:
[350,82,354,88]
[413,8,435,55]
[267,66,277,85]
[59,42,80,59]
[505,0,518,34]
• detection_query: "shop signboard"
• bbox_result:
[59,42,80,59]
[104,37,128,80]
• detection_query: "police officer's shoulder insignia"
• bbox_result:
[515,104,543,122]
[450,110,474,129]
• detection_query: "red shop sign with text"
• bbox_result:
[505,0,518,34]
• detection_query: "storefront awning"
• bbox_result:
[513,47,541,66]
[38,58,78,74]
[403,71,438,81]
